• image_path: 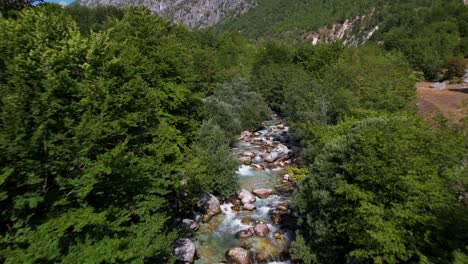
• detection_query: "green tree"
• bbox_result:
[292,115,467,263]
[185,120,239,199]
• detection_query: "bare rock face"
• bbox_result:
[252,188,274,199]
[198,193,221,223]
[77,0,257,29]
[174,238,196,263]
[226,247,253,264]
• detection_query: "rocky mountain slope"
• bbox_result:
[76,0,256,28]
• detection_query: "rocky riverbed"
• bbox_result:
[175,119,298,264]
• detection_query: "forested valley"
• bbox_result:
[0,1,467,264]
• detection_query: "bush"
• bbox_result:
[445,57,466,80]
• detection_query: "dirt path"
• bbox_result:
[416,82,468,124]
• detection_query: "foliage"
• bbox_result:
[291,115,468,263]
[204,79,271,140]
[319,47,416,123]
[184,120,239,199]
[0,0,43,17]
[444,57,467,80]
[216,0,379,39]
[0,6,245,263]
[65,4,124,35]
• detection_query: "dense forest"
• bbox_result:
[0,1,467,263]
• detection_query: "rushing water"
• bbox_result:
[194,120,294,264]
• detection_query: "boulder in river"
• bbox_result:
[174,238,196,263]
[236,229,254,239]
[229,195,242,206]
[253,223,270,237]
[252,188,274,199]
[264,144,290,163]
[239,189,256,205]
[255,252,268,263]
[250,164,264,171]
[243,203,256,211]
[226,247,253,264]
[273,231,284,240]
[239,131,252,141]
[181,219,199,232]
[197,193,221,223]
[241,151,255,158]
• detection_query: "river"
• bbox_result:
[194,118,296,263]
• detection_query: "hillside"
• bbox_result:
[75,0,256,28]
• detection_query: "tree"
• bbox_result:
[292,115,467,263]
[184,120,239,199]
[1,0,43,17]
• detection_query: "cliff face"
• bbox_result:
[301,10,379,46]
[76,0,256,28]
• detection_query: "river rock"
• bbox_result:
[252,188,274,199]
[174,238,196,263]
[241,151,255,158]
[198,193,221,223]
[253,132,261,136]
[236,229,254,239]
[229,195,242,206]
[273,231,283,240]
[271,214,281,225]
[226,247,253,264]
[276,204,288,211]
[231,205,241,212]
[241,217,255,225]
[255,252,268,263]
[253,223,269,237]
[239,156,252,165]
[181,219,199,232]
[276,124,285,129]
[240,131,252,141]
[239,189,256,205]
[250,164,264,170]
[264,144,289,163]
[283,174,290,181]
[243,203,256,211]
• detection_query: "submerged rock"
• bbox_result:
[239,156,252,165]
[226,247,252,264]
[241,217,255,225]
[198,193,221,223]
[174,238,196,263]
[252,188,274,199]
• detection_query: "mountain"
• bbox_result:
[76,0,256,28]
